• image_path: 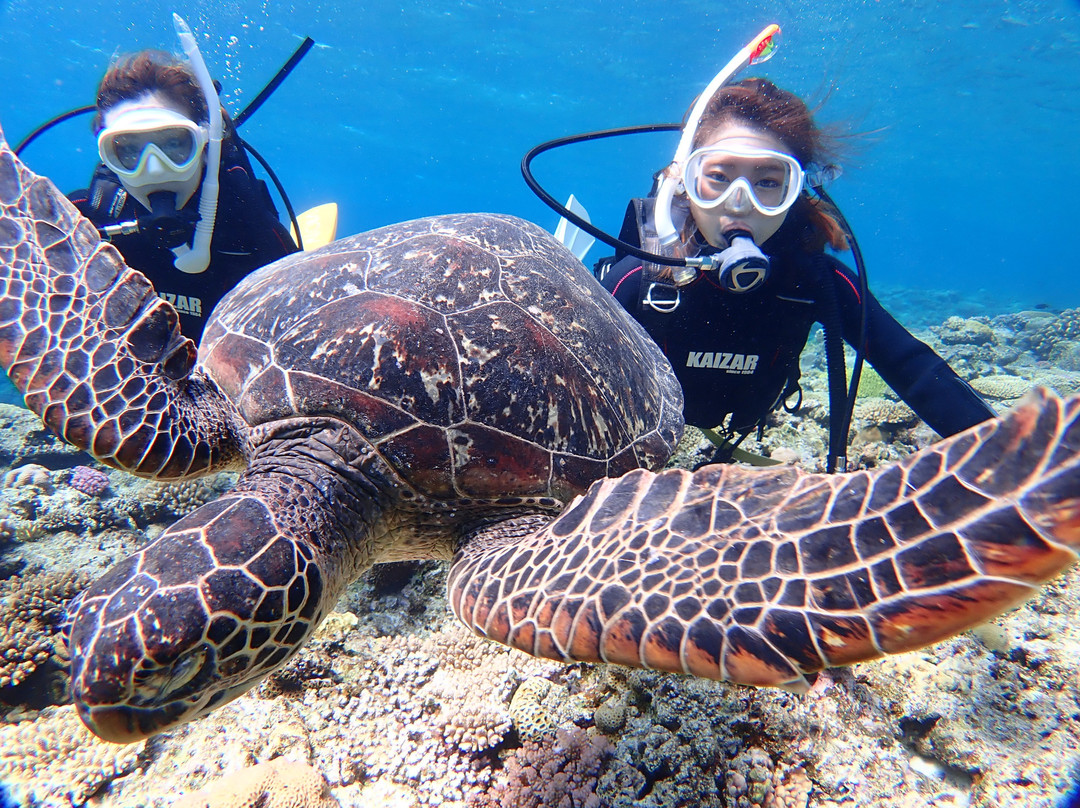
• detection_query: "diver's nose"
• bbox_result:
[144,152,167,175]
[723,184,753,216]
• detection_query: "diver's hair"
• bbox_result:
[685,77,847,252]
[92,50,234,137]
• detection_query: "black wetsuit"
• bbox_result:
[69,136,297,342]
[599,206,994,439]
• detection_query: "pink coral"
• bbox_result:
[470,727,613,808]
[68,465,110,497]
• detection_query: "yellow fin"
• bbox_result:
[291,202,339,251]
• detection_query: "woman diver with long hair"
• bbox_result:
[526,27,995,471]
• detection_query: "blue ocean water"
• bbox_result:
[0,0,1078,408]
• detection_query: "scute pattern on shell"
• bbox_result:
[200,213,682,502]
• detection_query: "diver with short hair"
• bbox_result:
[69,45,297,341]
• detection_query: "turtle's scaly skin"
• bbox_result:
[451,394,1080,689]
[1,124,1079,744]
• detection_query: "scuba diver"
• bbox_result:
[524,26,995,471]
[67,33,298,341]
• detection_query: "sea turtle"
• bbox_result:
[1,125,1079,745]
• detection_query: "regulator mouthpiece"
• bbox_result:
[717,230,769,293]
[145,191,195,249]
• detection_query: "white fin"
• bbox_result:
[553,194,596,262]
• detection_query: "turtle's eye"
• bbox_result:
[132,646,210,703]
[166,648,207,692]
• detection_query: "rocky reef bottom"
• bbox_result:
[1,302,1079,808]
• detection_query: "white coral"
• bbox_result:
[971,375,1034,401]
[0,705,144,807]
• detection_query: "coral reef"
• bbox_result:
[509,677,558,741]
[292,618,551,800]
[1026,307,1080,360]
[970,374,1034,401]
[0,569,89,697]
[175,758,341,808]
[0,303,1078,808]
[2,463,54,493]
[592,695,629,736]
[936,316,995,346]
[67,465,111,497]
[725,747,812,808]
[851,397,918,428]
[470,727,614,808]
[0,705,145,807]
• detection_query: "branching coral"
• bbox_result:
[1027,308,1080,359]
[470,727,614,808]
[0,704,145,807]
[287,615,560,806]
[0,570,90,692]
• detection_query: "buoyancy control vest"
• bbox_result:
[596,198,846,443]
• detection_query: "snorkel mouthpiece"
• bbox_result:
[717,229,769,293]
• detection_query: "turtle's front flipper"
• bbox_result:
[0,124,236,477]
[449,389,1080,691]
[67,420,383,742]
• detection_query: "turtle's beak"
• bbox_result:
[76,700,192,744]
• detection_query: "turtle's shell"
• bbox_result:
[199,213,682,502]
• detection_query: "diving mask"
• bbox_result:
[683,143,803,216]
[98,107,207,189]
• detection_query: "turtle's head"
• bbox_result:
[66,514,326,743]
[67,568,228,743]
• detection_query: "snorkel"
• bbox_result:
[654,24,780,248]
[171,13,221,275]
[652,25,781,288]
